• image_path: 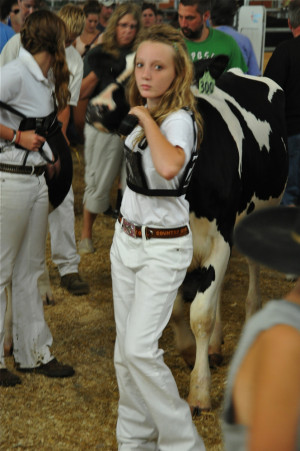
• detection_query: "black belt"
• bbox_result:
[0,163,47,176]
[118,214,189,240]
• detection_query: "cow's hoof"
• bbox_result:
[43,294,55,306]
[189,405,211,418]
[209,353,223,368]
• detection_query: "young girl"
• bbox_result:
[110,25,205,450]
[0,10,74,386]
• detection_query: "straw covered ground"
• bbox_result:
[0,147,293,450]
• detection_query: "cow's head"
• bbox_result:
[86,48,135,133]
[87,47,126,82]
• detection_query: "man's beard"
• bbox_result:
[181,24,204,40]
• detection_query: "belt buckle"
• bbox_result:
[145,227,153,240]
[123,218,137,238]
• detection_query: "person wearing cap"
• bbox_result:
[210,0,261,76]
[222,206,300,450]
[178,0,248,73]
[97,0,115,33]
[264,0,300,208]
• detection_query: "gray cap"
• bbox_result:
[101,0,115,7]
[234,206,300,276]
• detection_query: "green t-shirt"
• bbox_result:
[184,28,248,73]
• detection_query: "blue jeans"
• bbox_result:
[281,133,300,206]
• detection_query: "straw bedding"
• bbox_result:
[0,147,292,450]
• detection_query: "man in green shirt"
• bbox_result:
[178,0,248,72]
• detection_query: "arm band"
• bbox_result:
[9,130,17,144]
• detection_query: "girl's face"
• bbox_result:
[135,41,176,108]
[116,14,138,47]
[85,14,99,33]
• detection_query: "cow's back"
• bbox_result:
[188,70,288,244]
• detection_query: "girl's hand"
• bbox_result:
[129,106,153,129]
[129,107,186,180]
[18,130,46,152]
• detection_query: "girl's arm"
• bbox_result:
[79,71,99,100]
[0,124,45,152]
[248,325,300,451]
[129,106,186,180]
[57,106,70,145]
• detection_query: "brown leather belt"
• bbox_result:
[0,163,47,176]
[118,214,189,240]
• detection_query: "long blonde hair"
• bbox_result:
[21,10,70,112]
[127,24,203,148]
[101,2,141,58]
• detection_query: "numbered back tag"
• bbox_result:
[198,71,215,95]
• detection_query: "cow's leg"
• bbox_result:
[188,239,230,413]
[208,293,223,367]
[172,286,223,371]
[245,257,261,320]
[4,284,13,356]
[172,292,196,369]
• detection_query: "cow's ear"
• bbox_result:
[87,47,126,79]
[208,55,229,80]
[194,55,229,83]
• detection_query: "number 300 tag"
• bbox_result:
[198,71,215,95]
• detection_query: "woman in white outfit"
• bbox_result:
[110,25,206,450]
[0,10,74,387]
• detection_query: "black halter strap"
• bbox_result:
[0,100,58,166]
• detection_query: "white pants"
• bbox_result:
[0,172,53,368]
[110,222,205,451]
[48,186,80,277]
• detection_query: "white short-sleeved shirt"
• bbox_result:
[121,109,196,228]
[0,47,53,165]
[0,34,83,106]
[65,45,83,106]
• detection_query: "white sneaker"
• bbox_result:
[78,238,95,255]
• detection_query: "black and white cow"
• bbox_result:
[171,56,288,414]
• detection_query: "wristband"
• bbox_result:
[15,130,21,145]
[9,130,17,144]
